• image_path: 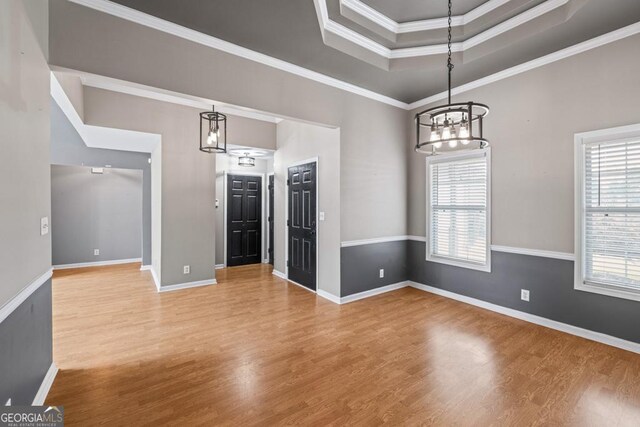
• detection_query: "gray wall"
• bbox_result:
[0,280,52,405]
[48,0,409,244]
[0,0,52,405]
[51,165,143,266]
[341,241,408,297]
[50,98,152,265]
[82,87,276,287]
[275,120,341,296]
[408,33,640,254]
[409,242,640,344]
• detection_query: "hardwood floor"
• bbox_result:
[47,263,640,425]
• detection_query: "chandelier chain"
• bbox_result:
[447,0,453,104]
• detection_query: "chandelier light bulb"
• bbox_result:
[430,122,440,142]
[207,130,216,145]
[434,141,442,149]
[449,139,458,148]
[441,120,451,140]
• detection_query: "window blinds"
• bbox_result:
[584,139,640,292]
[429,154,488,265]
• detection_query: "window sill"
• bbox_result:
[426,254,491,273]
[575,281,640,303]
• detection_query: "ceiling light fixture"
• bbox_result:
[238,153,255,167]
[200,105,227,154]
[415,0,489,155]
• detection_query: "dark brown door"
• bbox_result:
[287,162,316,290]
[268,174,274,265]
[227,174,262,266]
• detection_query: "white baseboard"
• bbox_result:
[157,278,217,293]
[53,258,142,270]
[215,264,225,270]
[32,363,58,405]
[272,269,286,279]
[140,265,151,271]
[0,269,53,324]
[340,281,409,304]
[317,289,341,304]
[408,281,640,355]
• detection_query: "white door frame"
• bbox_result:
[267,172,275,264]
[284,157,319,293]
[223,170,267,267]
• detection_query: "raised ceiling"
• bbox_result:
[361,0,488,22]
[107,0,640,103]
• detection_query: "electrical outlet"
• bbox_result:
[94,249,100,256]
[521,289,530,302]
[183,265,190,274]
[379,268,384,278]
[5,398,11,406]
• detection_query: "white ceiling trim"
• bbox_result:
[68,0,408,109]
[408,21,640,110]
[65,0,640,111]
[318,0,569,60]
[77,71,283,124]
[341,0,510,34]
[51,72,161,153]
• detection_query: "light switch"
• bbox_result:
[319,212,325,221]
[40,217,49,236]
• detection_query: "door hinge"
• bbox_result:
[268,216,271,222]
[286,179,290,186]
[287,219,290,226]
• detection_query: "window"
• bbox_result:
[426,150,491,272]
[575,125,640,302]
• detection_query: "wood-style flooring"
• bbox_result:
[47,263,640,425]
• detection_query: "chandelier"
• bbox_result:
[415,0,489,155]
[199,105,227,154]
[238,153,255,167]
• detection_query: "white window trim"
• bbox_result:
[574,123,640,303]
[426,149,492,273]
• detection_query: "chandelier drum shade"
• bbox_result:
[415,0,490,155]
[238,153,255,167]
[199,105,227,154]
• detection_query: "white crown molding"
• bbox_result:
[157,278,217,293]
[32,363,59,405]
[75,69,283,124]
[68,0,408,109]
[409,21,640,109]
[63,0,640,112]
[0,269,53,325]
[341,0,510,34]
[408,281,640,354]
[53,258,142,270]
[341,235,409,247]
[319,0,570,61]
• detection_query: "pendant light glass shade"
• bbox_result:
[415,0,489,156]
[200,105,227,154]
[238,153,255,167]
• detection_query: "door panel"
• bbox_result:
[287,162,317,290]
[227,174,262,266]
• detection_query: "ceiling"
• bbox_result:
[109,0,640,104]
[361,0,488,22]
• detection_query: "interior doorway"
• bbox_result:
[226,174,263,267]
[287,161,317,291]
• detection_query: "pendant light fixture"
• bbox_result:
[199,105,227,154]
[415,0,489,155]
[238,153,255,167]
